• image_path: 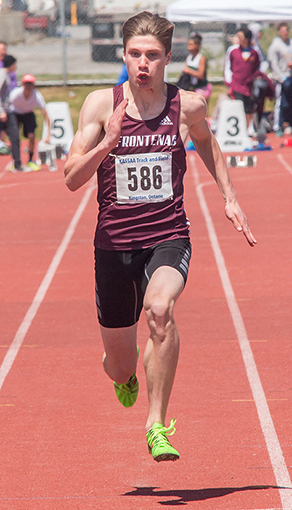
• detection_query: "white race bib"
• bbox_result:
[114,151,173,204]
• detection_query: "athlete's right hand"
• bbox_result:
[105,98,128,151]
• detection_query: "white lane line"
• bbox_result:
[0,181,96,391]
[277,154,292,176]
[190,155,292,509]
[0,165,9,179]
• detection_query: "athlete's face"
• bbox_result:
[187,39,200,55]
[124,35,171,89]
[23,82,34,97]
[279,25,289,42]
[237,31,249,48]
[8,62,17,73]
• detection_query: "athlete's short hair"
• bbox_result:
[189,33,202,45]
[3,54,16,68]
[238,26,252,42]
[122,11,174,55]
[277,22,289,31]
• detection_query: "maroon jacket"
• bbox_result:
[226,45,260,96]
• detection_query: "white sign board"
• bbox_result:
[216,100,252,152]
[42,102,74,153]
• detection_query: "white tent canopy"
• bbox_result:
[166,0,292,22]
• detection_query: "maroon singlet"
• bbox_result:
[94,83,190,250]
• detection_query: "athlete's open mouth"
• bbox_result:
[138,73,149,81]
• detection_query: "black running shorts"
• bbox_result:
[94,238,192,328]
[232,91,255,114]
[15,112,37,138]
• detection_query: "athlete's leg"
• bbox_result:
[95,247,144,407]
[6,113,21,168]
[273,82,282,132]
[28,132,35,158]
[100,323,138,384]
[143,266,184,431]
[22,113,37,162]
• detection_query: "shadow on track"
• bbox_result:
[123,484,288,505]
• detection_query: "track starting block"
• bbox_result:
[227,155,257,168]
[37,142,58,172]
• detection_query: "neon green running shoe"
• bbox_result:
[27,161,41,171]
[113,346,139,408]
[146,419,179,462]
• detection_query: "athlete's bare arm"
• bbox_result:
[180,90,257,247]
[64,88,128,191]
[40,107,51,144]
[183,55,207,80]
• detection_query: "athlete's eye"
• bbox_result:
[129,51,140,58]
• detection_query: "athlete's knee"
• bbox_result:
[144,294,174,339]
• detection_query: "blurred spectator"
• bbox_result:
[280,75,292,134]
[250,71,275,133]
[0,42,6,64]
[0,55,22,170]
[268,22,292,135]
[9,74,51,171]
[224,27,260,135]
[248,23,269,73]
[116,63,128,85]
[0,41,18,147]
[177,33,212,101]
[0,42,18,91]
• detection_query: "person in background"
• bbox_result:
[9,73,51,171]
[246,23,275,134]
[0,55,22,170]
[0,42,6,63]
[279,69,292,134]
[180,33,212,101]
[0,41,18,90]
[268,22,292,135]
[0,41,18,148]
[248,23,269,73]
[224,27,260,135]
[116,63,129,85]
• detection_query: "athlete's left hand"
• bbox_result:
[225,201,257,247]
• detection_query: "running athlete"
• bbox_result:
[64,11,257,463]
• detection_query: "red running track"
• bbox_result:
[0,137,292,509]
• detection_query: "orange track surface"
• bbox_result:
[0,136,292,509]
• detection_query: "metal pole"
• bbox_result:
[59,0,67,86]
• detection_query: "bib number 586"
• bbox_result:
[128,165,162,192]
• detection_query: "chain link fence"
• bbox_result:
[0,4,279,87]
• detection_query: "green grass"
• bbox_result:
[34,85,103,139]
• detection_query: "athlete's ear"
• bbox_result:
[166,51,172,65]
[123,49,126,64]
